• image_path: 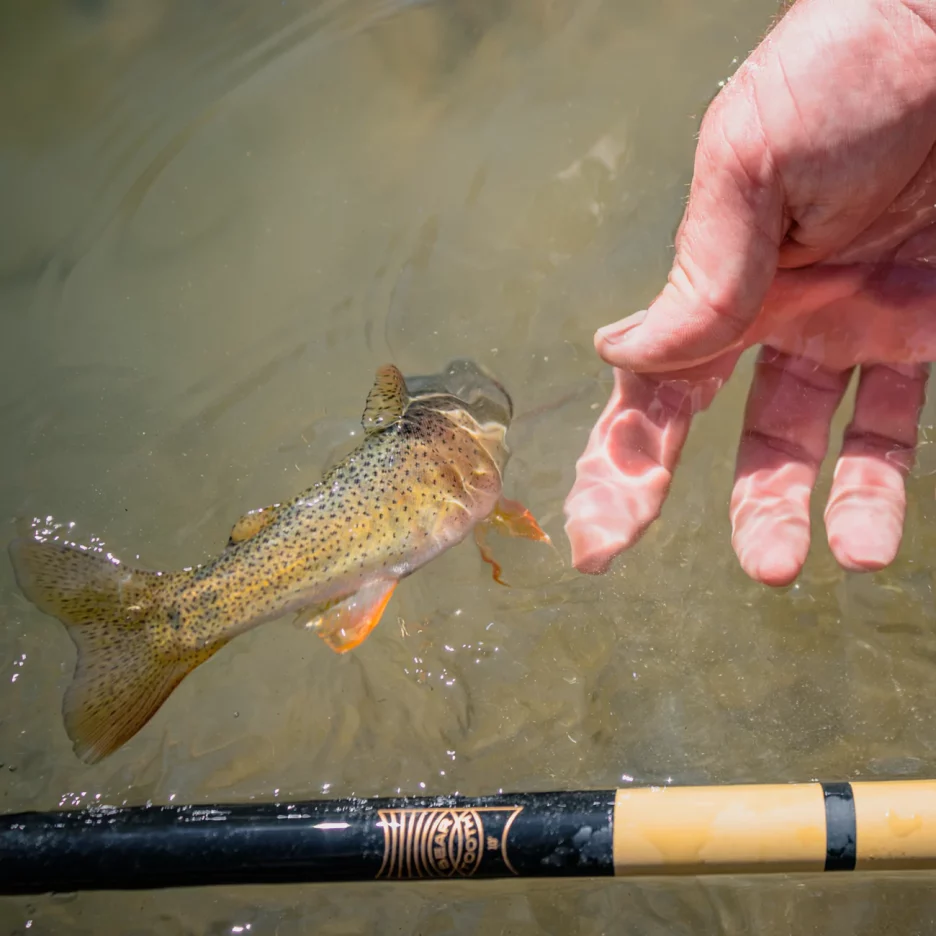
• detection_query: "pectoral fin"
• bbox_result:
[474,496,551,586]
[228,505,281,546]
[296,579,397,653]
[474,524,507,585]
[487,497,552,542]
[362,365,408,435]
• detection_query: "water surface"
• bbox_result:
[3,1,936,933]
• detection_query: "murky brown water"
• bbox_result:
[4,0,936,932]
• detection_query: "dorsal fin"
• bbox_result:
[362,365,408,435]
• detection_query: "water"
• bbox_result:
[3,0,936,932]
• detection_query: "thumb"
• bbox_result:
[597,74,786,373]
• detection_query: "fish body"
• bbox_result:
[9,360,549,763]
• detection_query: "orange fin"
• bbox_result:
[292,599,335,630]
[474,523,508,585]
[299,580,397,653]
[487,496,552,542]
[474,496,551,586]
[228,505,280,546]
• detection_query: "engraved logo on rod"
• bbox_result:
[376,806,522,879]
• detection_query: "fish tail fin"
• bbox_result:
[9,536,199,764]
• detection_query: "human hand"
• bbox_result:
[564,0,936,586]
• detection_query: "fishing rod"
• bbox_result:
[2,779,935,894]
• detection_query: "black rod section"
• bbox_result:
[0,791,615,895]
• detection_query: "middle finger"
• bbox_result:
[731,348,852,586]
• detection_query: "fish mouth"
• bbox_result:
[405,359,514,427]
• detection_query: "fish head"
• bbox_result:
[405,359,514,474]
[405,359,513,426]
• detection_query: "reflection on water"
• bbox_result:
[2,0,936,932]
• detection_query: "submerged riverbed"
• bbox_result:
[3,1,936,933]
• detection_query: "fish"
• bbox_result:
[8,359,551,764]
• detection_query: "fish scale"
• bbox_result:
[8,359,551,764]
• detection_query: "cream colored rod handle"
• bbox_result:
[613,780,936,875]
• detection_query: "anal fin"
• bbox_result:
[293,600,335,630]
[296,579,397,653]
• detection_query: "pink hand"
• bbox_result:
[564,0,936,585]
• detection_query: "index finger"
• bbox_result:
[564,355,738,574]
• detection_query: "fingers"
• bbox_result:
[825,363,928,571]
[731,349,853,586]
[564,358,737,574]
[570,352,927,582]
[563,369,691,575]
[730,353,927,586]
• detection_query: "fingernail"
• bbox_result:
[595,309,647,345]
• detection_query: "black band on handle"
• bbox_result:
[821,782,856,871]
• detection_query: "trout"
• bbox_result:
[9,360,550,764]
